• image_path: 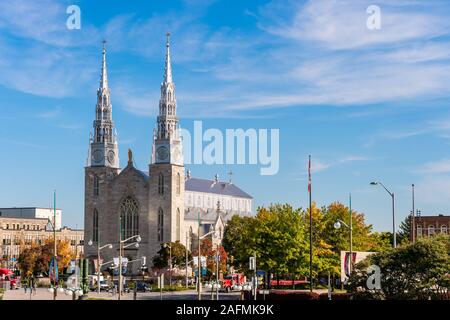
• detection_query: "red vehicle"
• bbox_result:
[221,273,246,292]
[0,268,18,289]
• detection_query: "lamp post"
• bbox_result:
[73,242,84,290]
[118,233,141,300]
[88,239,113,294]
[163,242,172,287]
[197,228,219,300]
[370,181,396,248]
[185,232,189,288]
[334,193,353,271]
[216,244,220,301]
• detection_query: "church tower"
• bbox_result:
[84,42,121,253]
[87,41,119,168]
[148,33,185,251]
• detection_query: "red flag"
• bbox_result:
[308,156,311,193]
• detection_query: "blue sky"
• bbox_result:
[1,0,450,232]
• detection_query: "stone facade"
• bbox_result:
[83,35,252,274]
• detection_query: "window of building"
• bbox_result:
[119,197,139,239]
[441,225,448,234]
[94,175,99,197]
[428,225,435,236]
[158,208,164,242]
[176,208,181,242]
[417,225,422,237]
[93,209,99,242]
[177,173,181,196]
[158,173,164,195]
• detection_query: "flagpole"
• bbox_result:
[308,155,313,293]
[53,190,57,300]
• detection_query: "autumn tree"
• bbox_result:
[17,239,74,277]
[192,238,227,279]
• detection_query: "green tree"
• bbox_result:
[397,215,412,245]
[222,215,257,272]
[348,235,450,299]
[152,241,191,269]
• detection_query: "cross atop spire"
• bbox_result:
[164,32,173,84]
[100,40,108,90]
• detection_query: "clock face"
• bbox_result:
[92,150,103,163]
[157,146,169,161]
[107,150,115,164]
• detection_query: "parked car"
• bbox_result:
[136,282,152,292]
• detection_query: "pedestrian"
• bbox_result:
[24,280,27,294]
[32,278,37,295]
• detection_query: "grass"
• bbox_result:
[0,288,4,300]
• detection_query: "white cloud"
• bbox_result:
[415,174,450,205]
[258,0,449,50]
[417,159,450,174]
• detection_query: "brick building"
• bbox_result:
[414,214,449,239]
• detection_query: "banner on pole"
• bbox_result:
[340,251,374,282]
[49,256,58,283]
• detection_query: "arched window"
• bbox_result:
[417,225,422,238]
[176,208,181,241]
[93,209,99,242]
[119,197,139,239]
[428,225,435,236]
[219,226,222,239]
[177,173,181,196]
[440,225,447,234]
[158,208,164,242]
[93,175,99,196]
[158,173,164,195]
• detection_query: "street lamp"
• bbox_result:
[88,239,113,294]
[118,234,141,300]
[163,242,172,287]
[370,181,396,248]
[334,219,352,271]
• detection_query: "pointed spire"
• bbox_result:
[100,40,108,90]
[164,32,173,83]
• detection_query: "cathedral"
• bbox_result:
[83,35,253,273]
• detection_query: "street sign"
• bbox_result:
[249,257,256,270]
[158,273,164,289]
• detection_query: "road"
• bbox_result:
[2,288,242,300]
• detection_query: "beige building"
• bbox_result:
[0,216,84,269]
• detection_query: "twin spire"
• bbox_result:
[100,40,109,91]
[164,32,173,84]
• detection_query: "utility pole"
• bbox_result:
[308,155,313,292]
[118,215,122,300]
[216,244,219,300]
[197,211,201,300]
[53,190,57,300]
[349,193,353,272]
